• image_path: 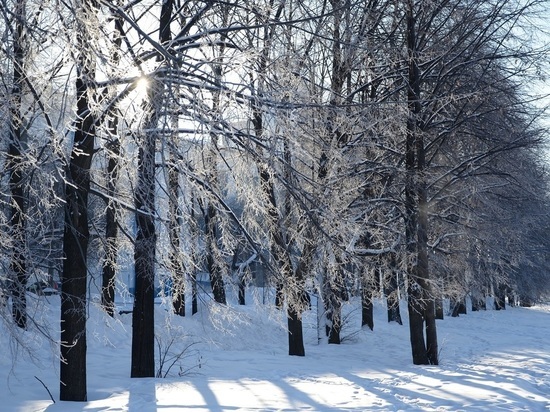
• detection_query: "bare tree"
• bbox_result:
[6,0,28,329]
[59,0,99,400]
[100,10,126,318]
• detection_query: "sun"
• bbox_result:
[135,76,149,100]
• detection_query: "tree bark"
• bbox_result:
[59,0,98,400]
[325,267,344,342]
[361,269,374,331]
[385,254,402,325]
[435,297,444,320]
[232,250,246,306]
[451,297,467,317]
[101,12,124,317]
[8,0,27,329]
[494,283,506,310]
[471,294,486,311]
[101,138,119,317]
[168,161,185,316]
[158,0,185,316]
[405,0,438,365]
[131,79,157,378]
[250,2,304,355]
[258,163,305,356]
[205,200,226,304]
[190,194,199,315]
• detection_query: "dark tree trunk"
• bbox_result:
[190,193,199,315]
[100,12,124,318]
[169,164,185,316]
[404,5,427,364]
[204,21,227,306]
[415,69,439,366]
[131,80,157,379]
[471,295,486,311]
[205,203,227,305]
[451,297,467,317]
[328,311,342,344]
[232,249,246,305]
[405,1,438,365]
[8,0,27,329]
[385,255,402,325]
[507,291,516,307]
[238,280,246,306]
[361,274,374,331]
[435,297,444,320]
[325,268,344,342]
[407,280,428,365]
[275,282,284,308]
[59,0,99,400]
[263,166,305,356]
[423,297,438,365]
[288,307,305,356]
[258,160,305,355]
[101,138,119,317]
[494,284,506,310]
[191,269,198,315]
[250,7,305,354]
[324,0,351,342]
[159,0,185,316]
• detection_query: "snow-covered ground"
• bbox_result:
[1,291,549,411]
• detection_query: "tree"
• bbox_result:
[403,0,438,366]
[100,11,125,318]
[60,0,98,400]
[130,74,158,378]
[6,0,28,329]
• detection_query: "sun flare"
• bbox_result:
[135,76,149,99]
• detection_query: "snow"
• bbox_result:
[1,293,549,411]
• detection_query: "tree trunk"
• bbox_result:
[259,164,305,356]
[507,291,515,307]
[131,79,157,378]
[322,0,351,342]
[190,198,199,315]
[100,12,124,318]
[451,297,467,317]
[8,0,27,329]
[385,254,402,325]
[168,163,185,316]
[471,295,486,311]
[101,138,119,317]
[288,307,305,356]
[494,284,506,310]
[325,267,344,342]
[159,0,185,316]
[435,296,444,320]
[203,16,228,306]
[205,202,226,304]
[238,279,246,306]
[415,61,439,366]
[275,282,284,309]
[59,0,98,400]
[361,273,374,331]
[232,249,246,306]
[405,1,438,365]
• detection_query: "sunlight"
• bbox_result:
[135,76,149,100]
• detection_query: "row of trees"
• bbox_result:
[1,0,549,402]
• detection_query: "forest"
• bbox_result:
[1,0,549,403]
